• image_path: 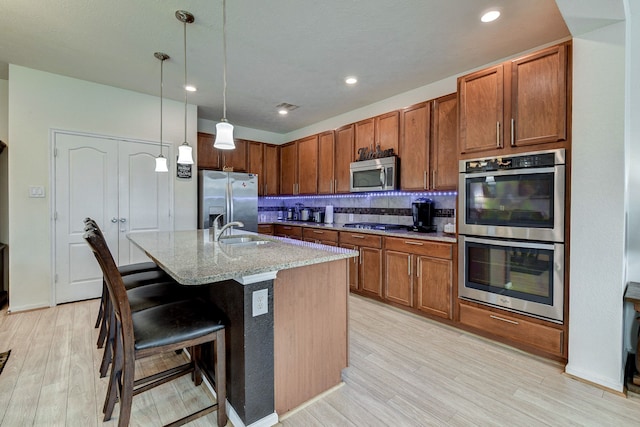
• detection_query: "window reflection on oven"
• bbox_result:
[467,244,553,305]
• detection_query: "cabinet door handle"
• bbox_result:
[510,118,515,146]
[408,255,412,276]
[359,248,363,265]
[432,170,436,189]
[334,179,337,193]
[351,234,365,239]
[423,171,427,190]
[416,258,421,278]
[496,121,501,147]
[490,315,519,325]
[404,241,423,246]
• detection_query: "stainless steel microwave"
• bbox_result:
[350,157,397,192]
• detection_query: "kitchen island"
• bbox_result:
[128,230,357,427]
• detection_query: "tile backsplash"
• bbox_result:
[259,193,456,231]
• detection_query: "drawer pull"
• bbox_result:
[351,234,365,239]
[283,226,292,230]
[490,315,519,325]
[404,241,423,246]
[312,230,324,234]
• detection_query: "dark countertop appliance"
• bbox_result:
[412,198,436,233]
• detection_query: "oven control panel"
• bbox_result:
[463,149,564,173]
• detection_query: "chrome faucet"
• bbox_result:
[212,214,244,241]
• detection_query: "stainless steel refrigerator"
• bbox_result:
[198,170,258,232]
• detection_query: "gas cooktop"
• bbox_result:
[343,222,409,231]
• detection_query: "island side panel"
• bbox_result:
[202,279,275,425]
[273,259,349,416]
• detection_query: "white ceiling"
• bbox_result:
[0,1,624,135]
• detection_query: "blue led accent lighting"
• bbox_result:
[262,191,458,200]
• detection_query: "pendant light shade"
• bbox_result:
[176,10,195,164]
[155,156,169,172]
[177,144,193,163]
[214,0,235,150]
[154,52,170,173]
[215,120,235,150]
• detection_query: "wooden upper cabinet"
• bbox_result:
[318,131,335,194]
[197,132,219,169]
[431,93,458,190]
[458,65,504,155]
[400,102,431,191]
[218,138,247,172]
[334,124,354,193]
[196,132,247,171]
[263,144,279,196]
[510,43,567,147]
[297,135,318,195]
[459,41,570,158]
[280,142,297,195]
[354,118,375,159]
[376,111,400,156]
[354,112,399,160]
[247,142,264,195]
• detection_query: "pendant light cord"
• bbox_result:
[160,57,164,157]
[183,21,188,142]
[222,0,228,121]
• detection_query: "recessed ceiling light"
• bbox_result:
[276,102,298,116]
[185,85,196,92]
[481,10,501,23]
[345,76,358,85]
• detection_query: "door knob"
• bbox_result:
[111,217,118,223]
[119,218,127,223]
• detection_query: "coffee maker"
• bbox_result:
[412,198,436,232]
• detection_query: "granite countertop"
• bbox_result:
[266,220,458,243]
[128,229,358,286]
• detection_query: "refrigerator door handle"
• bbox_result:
[228,180,234,222]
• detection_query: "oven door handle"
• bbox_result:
[460,235,559,251]
[462,166,558,179]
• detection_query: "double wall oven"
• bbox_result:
[458,149,566,323]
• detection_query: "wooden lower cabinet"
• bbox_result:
[257,223,274,235]
[340,243,359,292]
[302,228,338,246]
[340,232,383,298]
[274,225,302,240]
[385,250,414,307]
[458,303,564,358]
[384,237,453,319]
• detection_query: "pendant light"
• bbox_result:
[154,52,170,173]
[176,10,195,164]
[214,0,235,150]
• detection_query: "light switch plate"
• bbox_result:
[252,288,268,317]
[29,186,45,198]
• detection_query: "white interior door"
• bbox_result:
[54,133,119,303]
[54,132,172,304]
[118,141,171,264]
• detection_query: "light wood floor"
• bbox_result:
[2,295,640,426]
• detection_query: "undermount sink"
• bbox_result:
[218,235,271,246]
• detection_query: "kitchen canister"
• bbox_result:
[324,205,334,224]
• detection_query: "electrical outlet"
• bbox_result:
[252,288,268,317]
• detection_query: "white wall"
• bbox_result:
[8,66,197,312]
[0,79,8,295]
[624,0,640,352]
[565,22,627,391]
